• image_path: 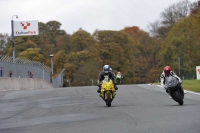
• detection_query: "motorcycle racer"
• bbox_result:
[160,66,184,97]
[97,65,118,93]
[116,71,123,84]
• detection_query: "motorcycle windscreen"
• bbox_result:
[165,77,179,88]
[104,75,110,82]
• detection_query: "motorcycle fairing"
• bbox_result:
[100,79,116,100]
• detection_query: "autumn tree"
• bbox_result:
[158,10,200,78]
[18,48,44,62]
[56,34,72,54]
[46,21,66,46]
[122,26,161,82]
[148,0,192,39]
[71,29,95,52]
[9,36,37,57]
[190,0,200,14]
[92,30,139,83]
[53,50,67,77]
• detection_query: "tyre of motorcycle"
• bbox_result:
[116,78,120,85]
[175,89,184,105]
[106,92,112,107]
[101,91,114,107]
[170,88,184,105]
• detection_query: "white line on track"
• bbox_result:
[154,84,200,96]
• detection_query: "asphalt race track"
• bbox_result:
[0,84,200,133]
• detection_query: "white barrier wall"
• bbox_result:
[0,78,53,91]
[196,66,200,80]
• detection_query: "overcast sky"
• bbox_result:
[0,0,197,35]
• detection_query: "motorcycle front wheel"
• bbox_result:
[106,93,112,107]
[174,91,184,105]
[116,78,121,84]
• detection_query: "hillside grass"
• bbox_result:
[153,79,200,93]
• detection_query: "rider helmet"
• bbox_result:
[164,66,171,77]
[103,65,110,74]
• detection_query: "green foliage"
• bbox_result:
[14,37,37,56]
[154,79,200,93]
[56,34,72,54]
[1,9,200,86]
[71,30,95,51]
[18,48,44,62]
[160,11,200,76]
[182,80,200,93]
[148,0,192,39]
[54,50,67,75]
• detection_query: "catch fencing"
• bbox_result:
[0,55,51,83]
[0,55,65,88]
[52,69,65,88]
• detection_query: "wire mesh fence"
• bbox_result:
[0,55,51,83]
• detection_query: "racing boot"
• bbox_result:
[166,88,172,99]
[114,85,118,90]
[97,87,101,93]
[97,83,101,93]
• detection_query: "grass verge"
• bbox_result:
[153,79,200,93]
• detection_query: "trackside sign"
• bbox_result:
[14,20,38,36]
[196,66,200,80]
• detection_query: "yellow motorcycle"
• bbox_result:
[100,76,116,107]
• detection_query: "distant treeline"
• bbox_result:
[0,0,200,86]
